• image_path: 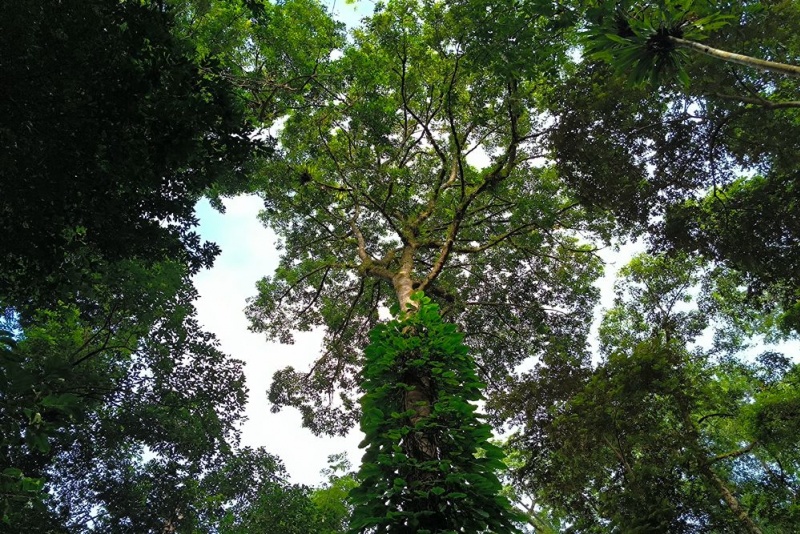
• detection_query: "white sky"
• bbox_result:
[193,196,363,485]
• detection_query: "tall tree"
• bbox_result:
[234,0,604,529]
[244,0,602,435]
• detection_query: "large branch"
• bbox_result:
[418,78,524,291]
[698,462,764,534]
[349,204,374,265]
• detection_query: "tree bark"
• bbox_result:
[697,463,764,534]
[391,256,439,481]
[681,410,762,534]
[711,92,800,109]
[392,246,417,313]
[402,371,438,466]
[669,36,800,78]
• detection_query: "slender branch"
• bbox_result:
[603,435,634,482]
[697,412,734,425]
[357,187,407,244]
[71,302,120,361]
[669,36,800,78]
[306,278,366,380]
[298,267,332,316]
[711,92,800,109]
[402,92,448,167]
[277,263,338,304]
[306,212,345,241]
[706,441,758,465]
[71,344,136,368]
[450,222,541,254]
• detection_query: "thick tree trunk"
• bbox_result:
[402,372,438,464]
[392,247,417,313]
[698,463,763,534]
[669,36,800,78]
[391,257,439,478]
[681,412,763,534]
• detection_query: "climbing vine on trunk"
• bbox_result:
[349,292,521,533]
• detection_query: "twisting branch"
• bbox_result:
[349,204,372,265]
[706,441,758,466]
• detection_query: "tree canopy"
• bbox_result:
[506,253,800,532]
[1,0,257,530]
[3,0,800,531]
[0,0,255,311]
[244,0,604,437]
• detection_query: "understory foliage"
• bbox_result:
[350,293,520,533]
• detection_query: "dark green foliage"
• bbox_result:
[0,2,261,529]
[545,61,660,230]
[0,262,249,532]
[349,293,521,533]
[665,173,800,331]
[507,253,800,532]
[0,0,255,310]
[0,330,48,525]
[206,448,320,534]
[584,0,735,86]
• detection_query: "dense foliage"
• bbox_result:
[0,0,258,530]
[3,0,800,531]
[0,0,255,312]
[565,0,800,330]
[504,253,800,532]
[350,293,520,533]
